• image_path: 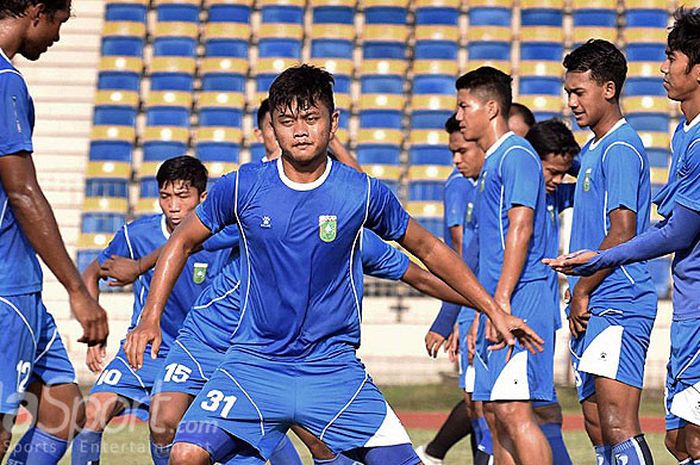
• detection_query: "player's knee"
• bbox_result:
[534,404,563,426]
[665,430,684,459]
[684,431,700,458]
[149,412,178,446]
[170,442,210,465]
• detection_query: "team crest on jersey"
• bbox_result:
[480,172,487,192]
[583,168,593,192]
[319,215,337,242]
[193,262,208,284]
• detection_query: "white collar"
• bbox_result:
[485,131,514,159]
[160,215,171,239]
[0,48,11,65]
[684,112,700,133]
[589,118,626,150]
[276,156,333,191]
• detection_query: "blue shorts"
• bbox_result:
[31,310,77,386]
[90,342,166,421]
[665,319,700,430]
[472,317,491,399]
[472,279,555,402]
[569,332,595,402]
[577,311,655,391]
[532,387,559,409]
[458,317,476,392]
[0,293,43,414]
[175,347,415,463]
[152,333,224,397]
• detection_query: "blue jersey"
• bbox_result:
[653,115,700,320]
[181,229,409,352]
[97,214,234,351]
[476,132,548,294]
[443,169,479,256]
[0,50,42,296]
[567,119,656,315]
[195,157,409,359]
[546,185,575,327]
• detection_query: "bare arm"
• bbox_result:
[0,152,108,345]
[402,262,474,307]
[494,206,534,311]
[448,225,463,257]
[329,137,362,172]
[82,260,102,301]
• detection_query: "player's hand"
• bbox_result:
[425,331,447,358]
[100,255,142,286]
[487,310,544,356]
[123,317,162,370]
[446,328,459,363]
[543,250,600,276]
[70,288,109,346]
[569,291,591,337]
[86,344,106,373]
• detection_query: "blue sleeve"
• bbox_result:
[501,150,542,210]
[444,178,469,228]
[360,230,410,280]
[429,302,460,338]
[0,73,33,156]
[195,172,237,234]
[96,226,131,265]
[573,203,700,275]
[203,224,240,252]
[602,144,643,214]
[365,177,410,241]
[675,140,700,212]
[555,184,576,213]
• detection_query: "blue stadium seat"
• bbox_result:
[93,90,139,126]
[310,24,355,59]
[203,23,250,58]
[625,0,668,27]
[207,0,251,22]
[101,21,145,57]
[408,130,451,165]
[255,58,299,94]
[414,0,460,25]
[311,0,355,24]
[360,60,406,94]
[89,126,135,162]
[468,0,512,26]
[464,59,512,75]
[195,127,242,165]
[97,56,142,90]
[414,25,460,60]
[408,164,453,202]
[197,92,245,127]
[519,61,562,96]
[153,22,198,56]
[625,62,665,96]
[517,95,564,121]
[412,60,459,95]
[356,129,403,165]
[410,95,453,129]
[362,25,408,59]
[84,161,131,198]
[467,27,511,61]
[258,23,304,58]
[359,94,404,129]
[309,59,353,94]
[364,0,409,24]
[572,0,618,27]
[624,27,667,62]
[623,96,671,132]
[155,0,200,22]
[572,26,618,47]
[80,213,128,234]
[145,91,192,126]
[260,0,304,24]
[200,57,248,91]
[520,27,564,61]
[407,201,444,238]
[105,0,148,22]
[362,164,401,195]
[638,131,670,168]
[150,56,196,91]
[520,0,564,26]
[142,127,190,161]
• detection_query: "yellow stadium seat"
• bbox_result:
[335,93,352,111]
[469,0,513,7]
[94,89,139,107]
[195,126,243,143]
[415,0,460,6]
[206,0,253,6]
[520,26,564,43]
[573,27,617,44]
[90,125,136,143]
[571,0,616,8]
[359,94,404,110]
[624,0,667,8]
[197,91,245,108]
[142,126,190,143]
[258,23,304,40]
[356,128,403,145]
[309,58,353,76]
[623,27,667,44]
[203,22,251,40]
[409,129,449,146]
[411,94,454,111]
[517,95,564,113]
[362,0,409,6]
[99,56,143,74]
[362,25,409,42]
[153,21,198,38]
[309,0,355,6]
[310,24,355,40]
[650,166,668,184]
[149,56,196,75]
[519,60,562,77]
[78,233,114,249]
[82,197,129,214]
[334,129,350,144]
[465,60,512,74]
[154,0,200,5]
[574,130,592,147]
[139,161,165,177]
[134,198,162,215]
[259,0,304,6]
[520,0,564,8]
[204,161,238,178]
[200,57,248,74]
[145,90,193,108]
[638,131,670,149]
[467,26,511,42]
[255,57,300,75]
[622,95,670,113]
[406,201,444,218]
[415,25,460,42]
[628,61,662,78]
[360,59,408,76]
[85,160,132,179]
[362,164,402,181]
[102,21,146,38]
[407,164,453,181]
[413,60,459,76]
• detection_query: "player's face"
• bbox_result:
[254,112,281,160]
[456,89,491,142]
[661,49,700,103]
[271,101,339,166]
[541,153,572,194]
[565,70,615,129]
[159,180,205,231]
[508,114,531,137]
[19,5,70,61]
[449,131,485,179]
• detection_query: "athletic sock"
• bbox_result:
[425,399,471,459]
[471,418,483,445]
[690,460,700,465]
[595,445,613,465]
[612,435,654,465]
[313,453,359,465]
[268,435,303,465]
[477,416,493,455]
[71,429,103,465]
[474,449,494,465]
[9,427,68,465]
[540,423,572,465]
[149,441,172,465]
[678,459,691,465]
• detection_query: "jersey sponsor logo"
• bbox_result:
[260,215,272,228]
[319,215,337,243]
[583,168,593,192]
[193,262,209,284]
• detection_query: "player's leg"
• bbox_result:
[170,441,216,465]
[492,401,552,465]
[665,427,689,462]
[416,398,471,464]
[483,402,513,465]
[70,391,128,465]
[472,401,493,465]
[684,423,700,461]
[149,391,193,464]
[534,390,572,465]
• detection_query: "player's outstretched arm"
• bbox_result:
[398,219,543,353]
[100,247,162,286]
[402,262,475,307]
[124,211,213,369]
[0,152,108,346]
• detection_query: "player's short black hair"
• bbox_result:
[668,7,700,71]
[563,39,627,100]
[157,155,208,195]
[256,98,270,129]
[444,113,460,134]
[455,66,513,116]
[526,119,580,160]
[509,103,536,129]
[0,0,70,19]
[268,64,335,117]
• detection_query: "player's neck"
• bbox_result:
[478,118,510,154]
[680,93,700,125]
[279,152,328,184]
[0,22,24,59]
[590,105,623,140]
